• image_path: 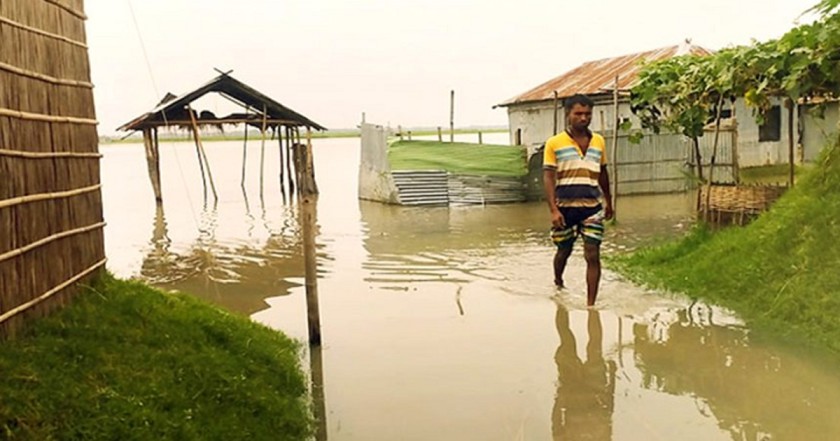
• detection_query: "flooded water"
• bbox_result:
[101,134,840,440]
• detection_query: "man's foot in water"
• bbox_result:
[554,279,565,289]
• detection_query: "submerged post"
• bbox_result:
[295,126,321,345]
[259,105,268,200]
[610,75,619,220]
[188,105,218,202]
[142,128,163,203]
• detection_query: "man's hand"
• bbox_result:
[604,203,614,221]
[551,210,566,229]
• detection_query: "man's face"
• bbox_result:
[568,103,593,131]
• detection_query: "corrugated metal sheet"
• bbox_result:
[499,44,713,107]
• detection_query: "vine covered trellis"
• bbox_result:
[629,1,840,196]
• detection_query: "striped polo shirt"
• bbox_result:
[543,130,607,208]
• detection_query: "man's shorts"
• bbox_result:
[550,206,605,249]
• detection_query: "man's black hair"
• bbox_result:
[563,94,595,112]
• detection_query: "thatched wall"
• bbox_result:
[0,0,104,338]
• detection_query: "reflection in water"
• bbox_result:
[139,200,311,315]
[632,303,840,441]
[553,302,616,440]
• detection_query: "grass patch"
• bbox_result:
[739,163,811,184]
[612,139,840,353]
[388,140,526,177]
[0,274,312,440]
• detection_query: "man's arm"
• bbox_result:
[544,168,564,228]
[599,165,614,220]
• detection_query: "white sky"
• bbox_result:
[86,0,819,135]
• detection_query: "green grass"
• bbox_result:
[388,140,527,177]
[612,138,840,353]
[0,275,312,440]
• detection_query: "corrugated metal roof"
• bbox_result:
[118,72,326,131]
[498,44,713,107]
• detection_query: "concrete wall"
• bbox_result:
[358,123,399,203]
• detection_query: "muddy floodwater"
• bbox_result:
[102,134,840,440]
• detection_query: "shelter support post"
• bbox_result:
[142,128,163,203]
[188,105,218,202]
[259,105,268,200]
[278,125,286,197]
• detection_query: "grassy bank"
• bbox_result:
[0,275,312,440]
[389,140,526,177]
[613,139,840,352]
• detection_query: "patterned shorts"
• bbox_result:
[550,206,605,248]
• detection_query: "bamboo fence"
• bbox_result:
[0,0,105,338]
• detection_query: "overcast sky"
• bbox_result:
[86,0,819,135]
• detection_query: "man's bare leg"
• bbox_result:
[553,247,573,288]
[583,242,601,306]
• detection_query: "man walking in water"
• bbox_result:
[543,94,614,306]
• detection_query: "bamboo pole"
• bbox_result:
[553,90,559,135]
[706,95,725,222]
[478,131,483,144]
[437,126,442,142]
[0,184,101,210]
[0,222,106,264]
[398,125,403,141]
[450,90,455,142]
[787,99,795,187]
[0,16,88,49]
[0,149,101,159]
[0,60,92,87]
[241,107,249,190]
[286,126,296,195]
[0,259,107,325]
[611,75,619,218]
[278,125,287,196]
[0,107,97,125]
[260,105,268,199]
[188,105,218,201]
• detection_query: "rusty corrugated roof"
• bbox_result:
[497,44,713,107]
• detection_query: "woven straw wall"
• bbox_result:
[0,0,105,338]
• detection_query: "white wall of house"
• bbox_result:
[505,96,636,148]
[801,102,839,162]
[732,98,798,168]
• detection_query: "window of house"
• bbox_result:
[759,106,782,142]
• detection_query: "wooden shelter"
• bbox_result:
[0,0,105,337]
[118,72,326,203]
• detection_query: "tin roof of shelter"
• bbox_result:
[497,43,713,107]
[118,72,326,131]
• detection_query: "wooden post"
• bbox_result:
[478,131,483,144]
[706,95,725,222]
[278,125,286,196]
[286,126,296,196]
[309,345,328,439]
[437,126,442,142]
[142,128,163,203]
[553,90,559,135]
[407,130,412,141]
[259,105,268,200]
[398,125,403,141]
[787,99,795,187]
[611,75,619,217]
[294,127,322,346]
[188,105,218,201]
[241,107,249,190]
[450,90,455,142]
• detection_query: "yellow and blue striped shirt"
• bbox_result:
[543,130,607,208]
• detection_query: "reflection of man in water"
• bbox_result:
[553,302,616,440]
